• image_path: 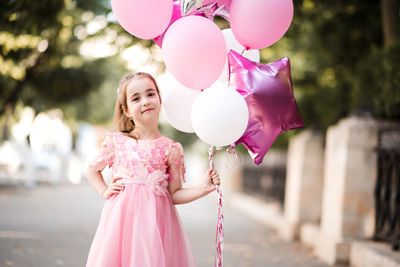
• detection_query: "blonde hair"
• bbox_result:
[113,72,161,140]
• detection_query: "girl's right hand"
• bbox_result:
[101,177,124,199]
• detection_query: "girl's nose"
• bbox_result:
[142,97,151,105]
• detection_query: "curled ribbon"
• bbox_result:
[208,146,224,267]
[208,145,240,266]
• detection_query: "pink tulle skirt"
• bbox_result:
[86,184,196,267]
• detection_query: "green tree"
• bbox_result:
[0,0,149,117]
[262,0,399,136]
[352,0,400,119]
[0,0,162,141]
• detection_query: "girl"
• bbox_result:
[86,72,220,267]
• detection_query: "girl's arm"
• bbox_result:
[86,166,124,199]
[168,167,220,205]
[86,166,108,196]
[86,133,123,200]
[167,142,220,205]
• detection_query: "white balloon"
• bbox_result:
[219,28,260,83]
[191,85,249,147]
[162,82,200,133]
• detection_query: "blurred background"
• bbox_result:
[0,0,399,266]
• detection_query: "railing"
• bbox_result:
[374,128,400,251]
[241,151,287,205]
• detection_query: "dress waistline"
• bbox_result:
[119,179,147,184]
[117,177,169,196]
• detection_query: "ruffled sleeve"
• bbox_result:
[167,141,186,185]
[89,132,115,172]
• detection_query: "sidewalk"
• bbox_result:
[0,183,327,267]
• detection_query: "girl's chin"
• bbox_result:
[138,113,159,122]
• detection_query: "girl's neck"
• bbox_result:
[131,124,161,140]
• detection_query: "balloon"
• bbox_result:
[111,0,173,39]
[181,0,209,15]
[162,16,226,90]
[218,28,260,83]
[228,50,304,165]
[153,0,212,47]
[230,0,293,49]
[153,1,182,47]
[191,84,249,147]
[162,80,200,133]
[181,0,231,19]
[223,29,260,62]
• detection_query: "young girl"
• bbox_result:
[86,72,220,267]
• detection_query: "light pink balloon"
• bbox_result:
[111,0,173,39]
[230,0,293,49]
[162,16,226,90]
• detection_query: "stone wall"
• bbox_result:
[283,130,324,240]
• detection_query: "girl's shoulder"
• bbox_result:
[100,131,126,147]
[101,131,119,139]
[155,136,183,153]
[98,131,115,143]
[159,135,173,143]
[160,136,181,146]
[108,131,135,142]
[101,131,119,143]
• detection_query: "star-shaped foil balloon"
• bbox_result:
[228,50,305,165]
[180,0,230,20]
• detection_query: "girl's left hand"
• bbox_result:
[204,167,221,194]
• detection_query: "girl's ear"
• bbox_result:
[122,105,128,116]
[122,106,132,120]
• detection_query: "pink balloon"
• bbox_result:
[153,0,182,47]
[153,0,209,48]
[230,0,293,49]
[111,0,173,39]
[162,16,226,90]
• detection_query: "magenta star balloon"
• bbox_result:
[228,50,305,165]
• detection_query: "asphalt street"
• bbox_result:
[0,182,327,267]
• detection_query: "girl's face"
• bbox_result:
[125,77,161,126]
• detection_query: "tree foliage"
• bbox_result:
[0,0,140,120]
[262,0,398,136]
[353,42,400,118]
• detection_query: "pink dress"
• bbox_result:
[86,132,196,267]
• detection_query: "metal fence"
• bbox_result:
[374,128,400,251]
[241,151,287,205]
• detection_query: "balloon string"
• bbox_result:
[227,59,231,85]
[209,146,224,267]
[227,144,240,159]
[215,186,224,267]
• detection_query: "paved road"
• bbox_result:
[0,182,327,267]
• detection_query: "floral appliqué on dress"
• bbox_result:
[89,132,186,196]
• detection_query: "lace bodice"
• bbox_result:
[89,132,185,196]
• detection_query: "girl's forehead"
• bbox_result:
[126,77,156,96]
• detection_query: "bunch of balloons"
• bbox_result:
[111,0,304,165]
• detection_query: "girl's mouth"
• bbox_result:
[142,108,154,113]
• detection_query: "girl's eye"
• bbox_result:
[132,97,139,102]
[148,93,155,97]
